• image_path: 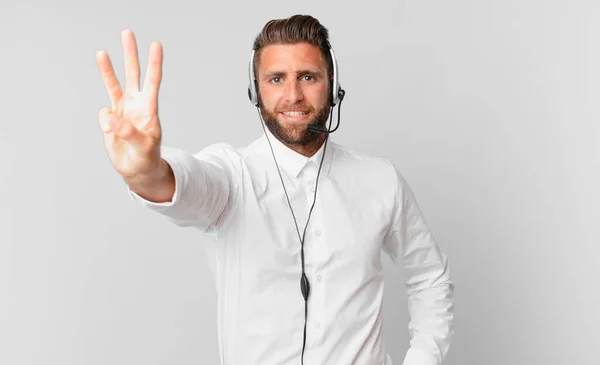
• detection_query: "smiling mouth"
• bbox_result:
[280,111,309,117]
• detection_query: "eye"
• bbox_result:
[302,75,314,81]
[270,77,282,84]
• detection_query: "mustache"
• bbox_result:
[275,104,314,113]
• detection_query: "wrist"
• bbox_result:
[126,159,175,202]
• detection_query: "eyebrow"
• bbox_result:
[262,69,325,79]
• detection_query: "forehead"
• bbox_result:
[258,43,327,72]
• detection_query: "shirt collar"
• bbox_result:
[260,127,334,178]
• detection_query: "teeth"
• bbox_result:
[282,111,308,117]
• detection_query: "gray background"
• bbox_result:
[1,0,599,364]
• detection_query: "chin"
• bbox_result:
[273,123,318,146]
[281,128,311,144]
[261,108,326,146]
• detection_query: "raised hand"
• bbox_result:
[96,29,174,201]
[96,28,164,177]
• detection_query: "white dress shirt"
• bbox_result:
[128,129,454,365]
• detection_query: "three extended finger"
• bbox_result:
[121,29,141,90]
[96,50,122,107]
[143,41,163,112]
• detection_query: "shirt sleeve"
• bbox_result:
[382,166,454,365]
[126,144,235,233]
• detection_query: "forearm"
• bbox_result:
[128,146,232,232]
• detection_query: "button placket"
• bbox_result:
[310,212,326,345]
[301,161,327,345]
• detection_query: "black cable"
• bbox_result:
[256,102,337,365]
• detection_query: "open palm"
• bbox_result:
[96,29,163,179]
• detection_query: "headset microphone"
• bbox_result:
[307,89,345,134]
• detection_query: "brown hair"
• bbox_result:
[252,14,333,79]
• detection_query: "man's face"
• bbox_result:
[256,43,331,146]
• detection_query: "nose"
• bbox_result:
[283,79,304,104]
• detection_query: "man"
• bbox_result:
[95,14,453,365]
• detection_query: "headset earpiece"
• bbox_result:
[329,47,343,106]
[248,50,259,107]
[337,88,345,103]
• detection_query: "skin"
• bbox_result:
[256,43,332,157]
[96,29,174,203]
[95,31,331,203]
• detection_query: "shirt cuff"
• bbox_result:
[402,348,439,365]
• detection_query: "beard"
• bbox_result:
[259,97,331,146]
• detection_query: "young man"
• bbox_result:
[96,14,453,365]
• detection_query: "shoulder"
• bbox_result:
[190,137,260,163]
[192,142,240,159]
[330,142,414,195]
[331,142,399,177]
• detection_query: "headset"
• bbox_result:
[247,42,345,365]
[247,45,345,108]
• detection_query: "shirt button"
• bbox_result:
[315,230,321,237]
[317,275,322,281]
[315,323,321,329]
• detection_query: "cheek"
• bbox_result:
[259,88,279,110]
[309,84,330,106]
